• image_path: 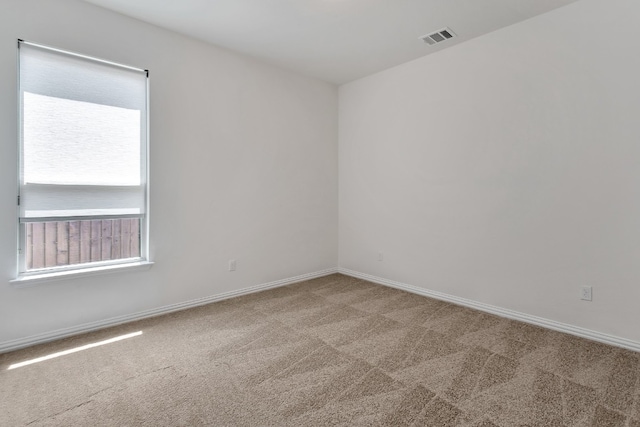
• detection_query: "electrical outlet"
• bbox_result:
[580,286,592,301]
[229,259,236,272]
[378,252,383,261]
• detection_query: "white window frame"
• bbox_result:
[14,40,151,281]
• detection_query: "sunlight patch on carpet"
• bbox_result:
[7,331,143,370]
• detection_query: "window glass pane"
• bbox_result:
[25,219,141,271]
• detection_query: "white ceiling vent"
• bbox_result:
[420,27,456,45]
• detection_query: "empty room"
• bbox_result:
[2,0,640,425]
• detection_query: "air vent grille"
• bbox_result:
[420,27,455,45]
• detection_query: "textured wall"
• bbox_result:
[339,0,640,342]
[0,0,338,346]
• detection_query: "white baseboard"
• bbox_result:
[0,268,338,354]
[339,268,640,353]
[7,267,637,355]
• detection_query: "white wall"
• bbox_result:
[0,0,338,348]
[339,0,640,342]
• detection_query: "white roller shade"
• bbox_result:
[19,41,148,221]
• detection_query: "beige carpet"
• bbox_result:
[1,273,639,426]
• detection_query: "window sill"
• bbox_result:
[10,261,154,287]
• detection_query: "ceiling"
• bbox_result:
[82,0,581,85]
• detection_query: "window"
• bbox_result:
[17,40,149,276]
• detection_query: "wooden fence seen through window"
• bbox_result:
[25,218,140,270]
